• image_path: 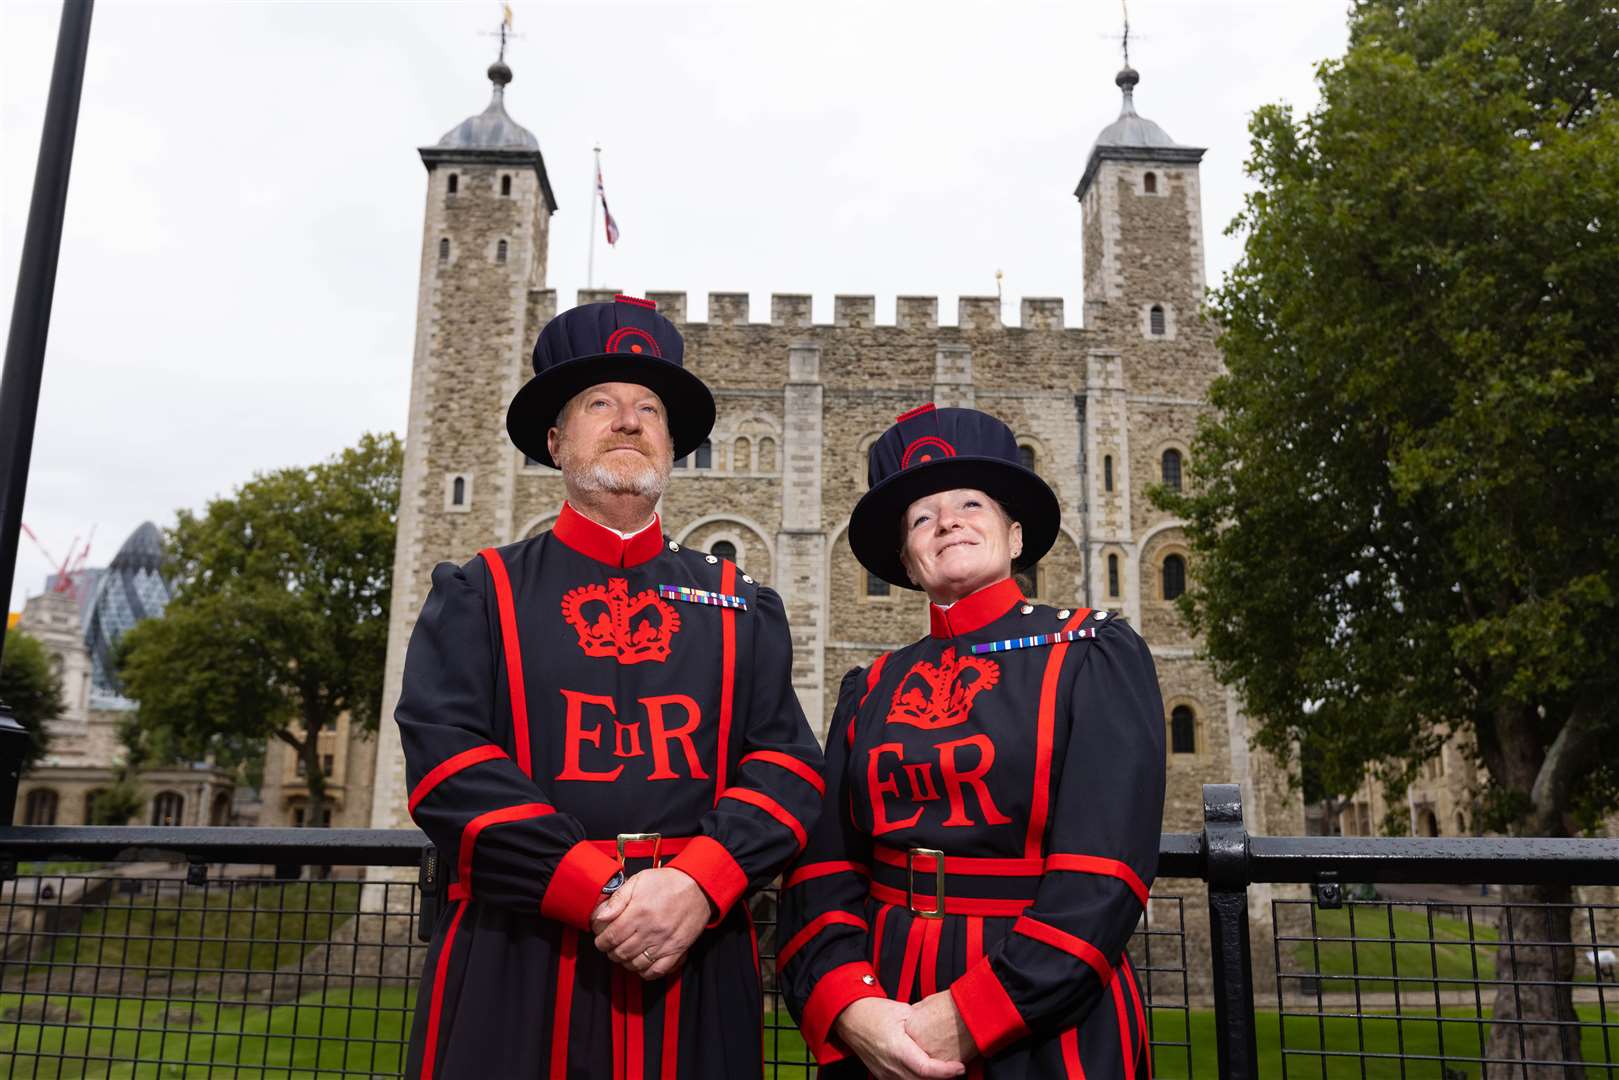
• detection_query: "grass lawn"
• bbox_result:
[1291,904,1501,995]
[1147,1004,1617,1079]
[31,881,364,993]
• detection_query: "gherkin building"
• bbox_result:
[83,521,173,705]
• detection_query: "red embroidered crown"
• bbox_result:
[560,578,680,664]
[887,647,1000,730]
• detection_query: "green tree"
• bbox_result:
[0,631,63,771]
[1158,0,1619,1070]
[120,433,402,827]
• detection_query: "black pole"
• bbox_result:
[0,0,96,667]
[1203,782,1259,1080]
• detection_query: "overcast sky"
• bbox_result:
[1,0,1350,613]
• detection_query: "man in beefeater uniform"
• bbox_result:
[399,295,825,1079]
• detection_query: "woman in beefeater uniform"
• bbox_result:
[778,405,1166,1079]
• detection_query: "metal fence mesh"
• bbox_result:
[2,863,1192,1078]
[1273,894,1619,1079]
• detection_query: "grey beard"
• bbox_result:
[558,441,669,501]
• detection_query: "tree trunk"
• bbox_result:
[1485,880,1586,1077]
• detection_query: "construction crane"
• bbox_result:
[19,522,95,603]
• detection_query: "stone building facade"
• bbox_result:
[365,57,1307,877]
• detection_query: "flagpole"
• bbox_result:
[587,145,600,289]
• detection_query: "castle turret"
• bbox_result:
[369,58,559,830]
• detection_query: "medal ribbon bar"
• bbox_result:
[971,627,1096,655]
[657,584,748,610]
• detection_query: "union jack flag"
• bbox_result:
[596,159,619,245]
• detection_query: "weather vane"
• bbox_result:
[482,4,520,63]
[1121,0,1131,68]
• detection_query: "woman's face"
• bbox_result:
[899,487,1023,604]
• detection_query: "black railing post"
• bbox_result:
[0,708,28,826]
[0,0,96,665]
[1203,782,1259,1079]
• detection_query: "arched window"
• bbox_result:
[500,175,512,196]
[733,437,752,473]
[452,476,466,506]
[211,792,232,827]
[1143,171,1157,194]
[712,540,737,564]
[693,440,713,469]
[1170,706,1196,754]
[152,791,185,827]
[1161,449,1182,491]
[1103,454,1114,493]
[24,789,58,826]
[438,238,450,262]
[758,436,777,471]
[496,239,508,264]
[1162,554,1186,601]
[1149,305,1166,336]
[447,174,459,195]
[865,570,890,598]
[1107,553,1120,598]
[1013,565,1038,599]
[1017,444,1035,470]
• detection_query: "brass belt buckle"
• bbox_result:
[616,832,662,868]
[906,847,945,919]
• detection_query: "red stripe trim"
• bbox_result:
[626,975,645,1080]
[783,860,869,889]
[718,787,808,850]
[868,881,1033,917]
[1061,1027,1085,1078]
[479,548,533,778]
[1045,853,1150,908]
[965,916,985,1080]
[1112,970,1133,1071]
[897,916,925,1002]
[451,801,554,900]
[746,903,760,979]
[740,749,825,795]
[894,402,937,422]
[660,973,681,1077]
[801,963,885,1063]
[550,927,578,1080]
[776,910,869,972]
[949,957,1030,1056]
[419,899,467,1080]
[850,653,889,748]
[1026,608,1089,858]
[715,561,737,803]
[614,293,656,309]
[919,916,943,997]
[409,745,508,814]
[1012,915,1112,982]
[872,845,1044,876]
[611,968,626,1080]
[871,902,891,973]
[1124,956,1150,1078]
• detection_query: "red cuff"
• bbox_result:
[539,841,621,930]
[950,956,1029,1056]
[801,961,886,1064]
[667,835,749,923]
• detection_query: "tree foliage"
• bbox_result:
[1158,0,1618,1064]
[0,631,63,770]
[120,433,402,823]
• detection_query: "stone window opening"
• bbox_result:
[734,436,752,473]
[1103,454,1114,493]
[865,569,891,598]
[1149,304,1166,336]
[1107,553,1120,598]
[1161,448,1182,491]
[712,540,738,563]
[322,753,335,777]
[1170,705,1197,754]
[1162,554,1186,601]
[24,788,58,826]
[438,238,450,262]
[496,239,508,264]
[447,173,459,195]
[1017,443,1036,471]
[152,791,184,827]
[500,174,512,196]
[446,473,472,512]
[1144,171,1158,194]
[694,440,712,469]
[757,436,777,472]
[452,477,466,505]
[210,792,232,827]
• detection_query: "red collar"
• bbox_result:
[929,577,1024,638]
[553,502,664,568]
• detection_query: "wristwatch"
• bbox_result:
[600,870,626,895]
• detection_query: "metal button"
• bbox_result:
[1095,610,1108,619]
[742,574,753,584]
[706,554,718,564]
[1020,604,1034,615]
[1058,608,1071,619]
[668,541,680,551]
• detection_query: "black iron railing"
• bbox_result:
[4,786,1618,1078]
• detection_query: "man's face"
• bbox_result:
[547,382,674,501]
